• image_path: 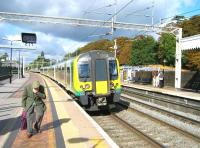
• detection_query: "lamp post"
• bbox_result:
[1,38,21,83]
[113,39,118,58]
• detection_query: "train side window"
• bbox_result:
[67,67,70,84]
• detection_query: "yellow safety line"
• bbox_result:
[43,76,87,147]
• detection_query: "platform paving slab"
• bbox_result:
[0,73,30,147]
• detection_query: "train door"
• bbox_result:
[94,59,108,95]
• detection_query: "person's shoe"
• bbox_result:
[34,123,41,133]
[27,133,32,138]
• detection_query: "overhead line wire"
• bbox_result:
[161,8,200,20]
[67,0,136,54]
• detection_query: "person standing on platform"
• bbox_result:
[22,81,46,138]
[152,71,156,87]
[155,71,159,87]
[158,71,164,88]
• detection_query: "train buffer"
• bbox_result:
[0,72,118,148]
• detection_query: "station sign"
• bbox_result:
[21,33,37,44]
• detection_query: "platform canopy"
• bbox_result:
[181,34,200,51]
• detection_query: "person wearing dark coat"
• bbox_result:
[22,81,46,138]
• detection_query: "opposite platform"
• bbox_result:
[122,82,200,101]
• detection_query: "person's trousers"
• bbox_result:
[26,104,44,134]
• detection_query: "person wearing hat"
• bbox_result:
[22,81,46,138]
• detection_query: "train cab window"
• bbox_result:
[95,59,107,81]
[109,60,118,80]
[78,63,90,79]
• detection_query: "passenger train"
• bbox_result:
[41,50,121,111]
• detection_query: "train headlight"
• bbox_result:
[110,82,114,88]
[85,84,90,89]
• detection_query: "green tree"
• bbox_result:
[158,33,176,66]
[28,51,50,69]
[179,15,200,37]
[130,35,157,65]
[114,37,132,65]
[0,53,9,61]
[177,15,200,70]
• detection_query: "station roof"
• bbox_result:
[181,34,200,51]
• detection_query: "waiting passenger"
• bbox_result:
[22,81,46,138]
[152,74,156,87]
[158,71,164,88]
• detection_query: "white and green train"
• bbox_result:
[41,50,121,111]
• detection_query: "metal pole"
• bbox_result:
[21,56,23,78]
[9,41,12,84]
[22,56,25,78]
[175,28,182,89]
[114,39,117,58]
[114,0,117,22]
[18,50,21,79]
[151,0,154,26]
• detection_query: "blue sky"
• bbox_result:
[0,0,199,64]
[179,0,200,17]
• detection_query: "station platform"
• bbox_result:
[0,73,118,148]
[122,82,200,101]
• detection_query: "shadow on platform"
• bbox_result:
[0,114,10,117]
[68,137,105,147]
[0,103,18,107]
[46,99,74,103]
[0,116,21,136]
[0,105,21,111]
[42,118,71,132]
[0,109,14,113]
[0,90,24,94]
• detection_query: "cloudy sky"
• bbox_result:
[0,0,199,64]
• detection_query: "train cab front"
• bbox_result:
[74,51,121,111]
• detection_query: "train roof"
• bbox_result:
[40,50,115,70]
[79,50,114,57]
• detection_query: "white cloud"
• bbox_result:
[6,34,21,41]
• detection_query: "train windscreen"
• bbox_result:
[78,63,90,79]
[109,60,118,80]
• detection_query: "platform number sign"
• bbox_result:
[21,33,37,44]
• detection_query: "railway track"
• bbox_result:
[121,86,200,138]
[122,85,200,117]
[92,112,163,148]
[92,102,200,147]
[92,86,200,147]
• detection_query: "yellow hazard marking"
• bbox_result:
[44,84,56,148]
[96,81,108,95]
[44,77,87,147]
